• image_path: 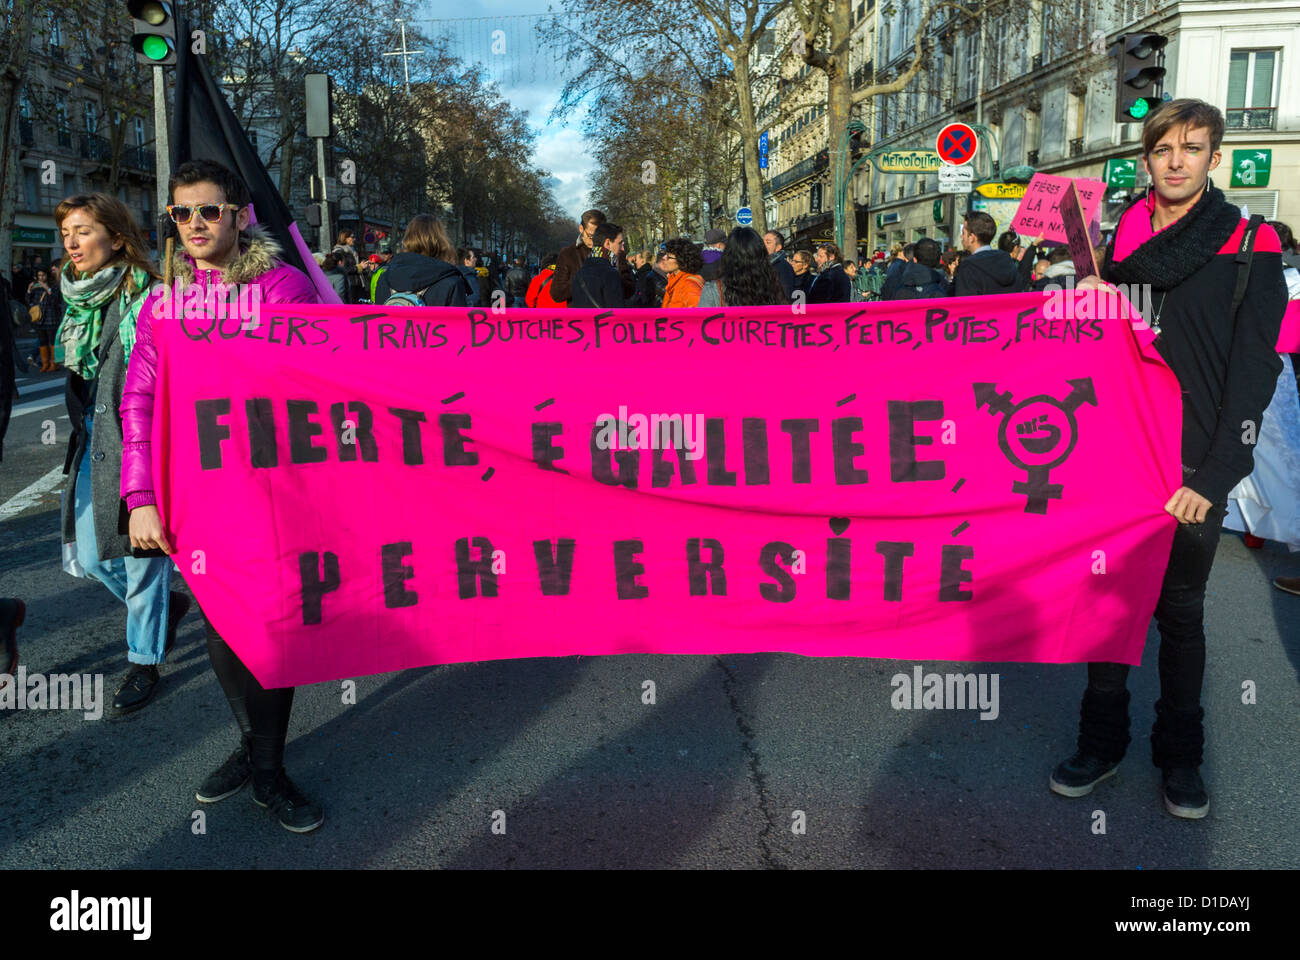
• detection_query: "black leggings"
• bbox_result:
[202,610,295,779]
[1079,502,1226,767]
[37,328,55,347]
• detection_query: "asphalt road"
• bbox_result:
[2,354,1298,869]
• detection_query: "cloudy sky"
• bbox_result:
[412,0,593,219]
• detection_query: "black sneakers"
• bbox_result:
[196,741,254,803]
[112,664,160,713]
[252,769,324,833]
[1162,767,1210,819]
[1049,752,1120,797]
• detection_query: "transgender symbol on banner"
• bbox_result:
[974,378,1098,514]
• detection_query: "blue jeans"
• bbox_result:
[512,297,527,308]
[75,412,173,665]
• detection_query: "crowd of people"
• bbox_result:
[2,98,1299,834]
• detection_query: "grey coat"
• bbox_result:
[60,293,140,561]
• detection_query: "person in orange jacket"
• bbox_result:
[661,237,704,308]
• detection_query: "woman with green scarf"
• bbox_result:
[56,193,190,714]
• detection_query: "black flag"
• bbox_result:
[168,9,339,302]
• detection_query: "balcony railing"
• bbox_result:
[769,151,828,193]
[79,132,113,162]
[1227,107,1276,130]
[19,118,34,146]
[127,144,156,171]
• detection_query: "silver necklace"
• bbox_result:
[1150,291,1168,335]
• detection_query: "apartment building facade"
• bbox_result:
[10,12,159,267]
[859,0,1298,252]
[756,0,1298,256]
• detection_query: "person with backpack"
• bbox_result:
[884,238,951,300]
[525,252,562,308]
[1048,99,1287,820]
[375,215,470,307]
[697,227,785,307]
[569,223,627,309]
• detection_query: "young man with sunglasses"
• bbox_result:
[120,159,325,833]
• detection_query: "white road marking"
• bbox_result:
[16,379,64,397]
[0,465,66,521]
[10,396,66,418]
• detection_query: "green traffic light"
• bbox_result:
[141,35,171,60]
[1129,98,1151,119]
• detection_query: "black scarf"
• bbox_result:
[1103,182,1243,290]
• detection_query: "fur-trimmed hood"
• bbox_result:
[168,224,288,286]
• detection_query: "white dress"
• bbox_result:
[1224,352,1300,550]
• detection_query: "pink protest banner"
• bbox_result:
[1012,173,1106,244]
[1060,181,1100,281]
[1278,301,1300,352]
[149,294,1182,688]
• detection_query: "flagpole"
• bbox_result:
[153,63,171,265]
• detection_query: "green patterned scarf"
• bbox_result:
[57,261,151,380]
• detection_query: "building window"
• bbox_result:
[135,116,146,147]
[1227,49,1278,128]
[55,99,70,147]
[85,101,98,135]
[986,14,1008,89]
[24,169,40,210]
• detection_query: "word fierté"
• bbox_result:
[152,294,1180,686]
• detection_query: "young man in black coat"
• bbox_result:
[951,211,1020,296]
[807,242,853,303]
[1048,99,1287,819]
[569,222,627,309]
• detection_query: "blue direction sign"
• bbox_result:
[736,207,753,226]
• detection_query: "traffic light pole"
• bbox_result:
[316,136,332,253]
[152,64,170,263]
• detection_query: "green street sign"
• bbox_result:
[873,150,943,173]
[1104,158,1136,188]
[932,199,944,222]
[11,226,56,243]
[1231,149,1271,187]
